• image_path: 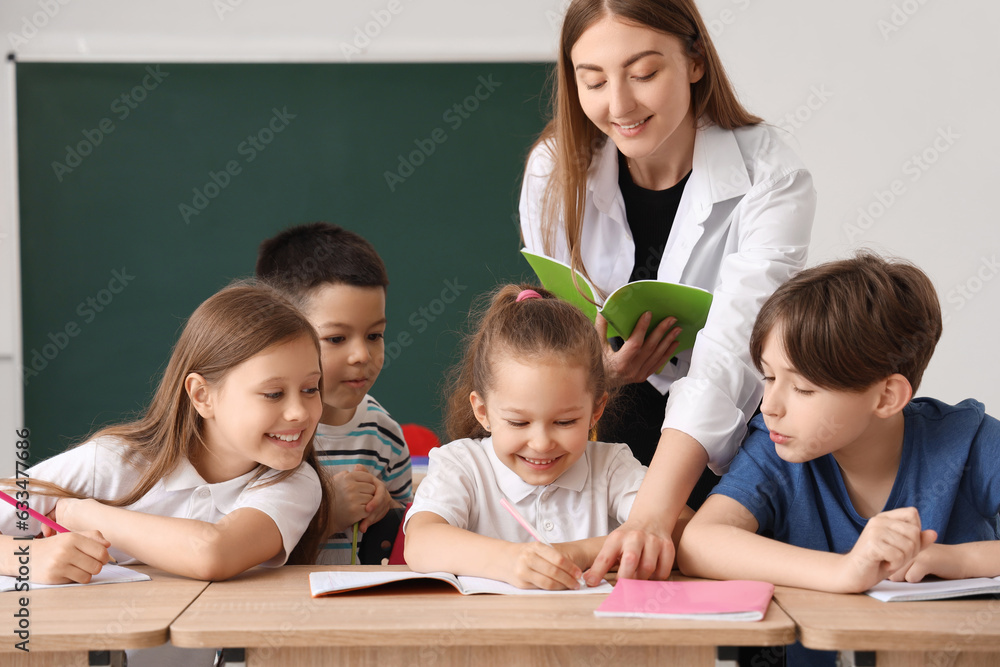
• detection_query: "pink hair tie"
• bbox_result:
[516,289,542,302]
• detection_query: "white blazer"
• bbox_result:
[520,123,816,473]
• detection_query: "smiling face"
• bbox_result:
[193,334,323,482]
[571,15,703,168]
[471,353,606,487]
[758,329,884,464]
[302,283,387,426]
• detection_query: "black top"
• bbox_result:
[617,151,691,283]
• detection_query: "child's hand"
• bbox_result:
[51,497,96,532]
[838,507,937,592]
[330,465,377,530]
[29,530,112,584]
[506,541,585,590]
[889,543,960,582]
[359,475,399,533]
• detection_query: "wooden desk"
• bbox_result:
[773,585,1000,666]
[170,565,795,667]
[0,566,208,667]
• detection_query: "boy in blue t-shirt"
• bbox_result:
[677,253,1000,663]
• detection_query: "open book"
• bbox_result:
[521,250,713,355]
[594,579,774,621]
[309,569,613,597]
[865,576,1000,602]
[0,564,151,592]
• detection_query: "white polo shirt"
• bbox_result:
[403,437,646,543]
[2,437,322,566]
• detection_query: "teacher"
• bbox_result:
[519,0,816,581]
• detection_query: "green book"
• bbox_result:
[521,249,713,356]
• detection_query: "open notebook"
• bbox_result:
[0,564,151,592]
[866,576,1000,602]
[309,570,613,597]
[594,579,774,621]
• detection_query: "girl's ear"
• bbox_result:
[469,391,490,431]
[185,373,215,419]
[874,373,912,418]
[591,391,609,428]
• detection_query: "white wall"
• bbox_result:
[1,0,997,473]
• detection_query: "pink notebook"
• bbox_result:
[594,579,774,621]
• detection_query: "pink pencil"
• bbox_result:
[0,489,118,564]
[499,498,552,546]
[0,489,69,533]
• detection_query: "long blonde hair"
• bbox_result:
[530,0,762,288]
[11,281,332,564]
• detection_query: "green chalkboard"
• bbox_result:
[17,62,551,462]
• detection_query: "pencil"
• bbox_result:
[0,489,68,533]
[0,489,118,563]
[499,497,552,546]
[351,522,359,565]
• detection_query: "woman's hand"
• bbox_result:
[584,431,704,585]
[597,313,681,388]
[585,519,675,585]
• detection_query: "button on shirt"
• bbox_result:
[520,123,816,473]
[403,437,646,543]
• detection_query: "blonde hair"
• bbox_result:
[444,285,608,440]
[11,281,332,564]
[530,0,762,290]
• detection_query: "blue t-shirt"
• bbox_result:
[713,397,1000,666]
[715,397,1000,550]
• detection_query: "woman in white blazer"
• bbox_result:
[519,0,816,583]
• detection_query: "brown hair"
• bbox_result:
[444,285,608,440]
[12,281,332,565]
[749,253,943,392]
[528,0,762,291]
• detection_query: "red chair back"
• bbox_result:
[401,423,441,456]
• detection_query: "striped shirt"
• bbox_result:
[314,395,412,564]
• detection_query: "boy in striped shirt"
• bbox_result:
[257,222,413,563]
